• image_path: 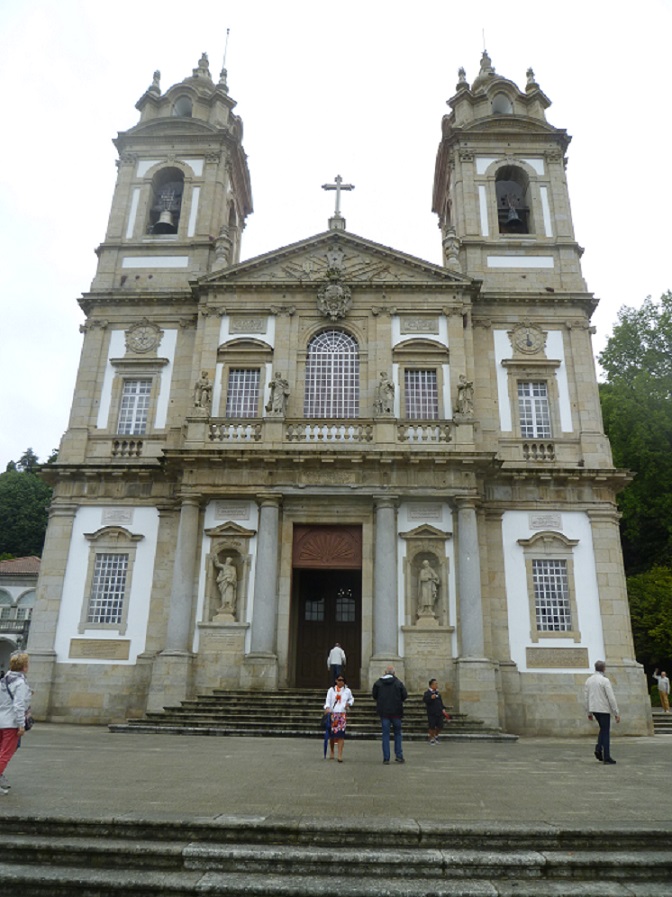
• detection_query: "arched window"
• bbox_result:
[492,92,513,114]
[172,96,193,117]
[304,330,359,419]
[496,165,532,234]
[147,167,184,234]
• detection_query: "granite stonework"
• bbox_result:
[27,53,652,737]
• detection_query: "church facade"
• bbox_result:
[28,53,652,735]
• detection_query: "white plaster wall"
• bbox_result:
[97,330,125,429]
[494,329,513,432]
[193,500,260,654]
[494,328,572,434]
[53,506,160,664]
[545,330,572,432]
[218,315,276,349]
[391,316,448,348]
[396,502,456,657]
[501,510,604,672]
[154,329,177,428]
[96,329,176,431]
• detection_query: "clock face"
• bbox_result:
[513,324,545,354]
[126,322,160,354]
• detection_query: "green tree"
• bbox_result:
[626,566,672,675]
[599,291,672,572]
[0,449,53,557]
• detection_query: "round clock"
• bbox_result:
[513,324,545,354]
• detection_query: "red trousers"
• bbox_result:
[0,728,20,775]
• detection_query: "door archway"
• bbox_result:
[292,526,362,689]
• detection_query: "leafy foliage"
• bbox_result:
[0,448,53,557]
[626,567,672,674]
[599,292,672,571]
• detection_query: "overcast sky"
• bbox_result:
[1,1,670,470]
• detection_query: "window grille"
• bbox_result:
[225,369,260,418]
[533,559,571,631]
[405,369,439,419]
[87,553,128,625]
[336,588,356,622]
[304,330,359,419]
[118,379,151,435]
[518,381,551,438]
[304,597,325,622]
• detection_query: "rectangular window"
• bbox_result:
[533,559,571,631]
[86,553,128,625]
[117,379,151,435]
[518,381,551,438]
[405,369,439,419]
[225,369,260,418]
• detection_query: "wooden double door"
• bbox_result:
[294,568,361,689]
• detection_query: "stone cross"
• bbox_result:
[322,174,355,218]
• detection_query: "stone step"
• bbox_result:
[111,688,509,740]
[0,818,670,897]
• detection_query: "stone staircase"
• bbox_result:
[0,814,669,895]
[652,709,672,735]
[109,688,517,741]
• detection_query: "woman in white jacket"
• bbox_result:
[323,675,354,762]
[0,652,32,793]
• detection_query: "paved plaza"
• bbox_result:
[0,725,669,825]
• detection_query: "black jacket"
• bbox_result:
[423,687,446,720]
[372,675,408,718]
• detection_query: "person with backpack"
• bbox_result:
[0,652,32,794]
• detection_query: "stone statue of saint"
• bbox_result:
[265,372,290,415]
[374,371,395,416]
[456,374,474,417]
[214,556,237,615]
[418,560,440,616]
[194,371,213,413]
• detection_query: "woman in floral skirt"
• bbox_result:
[323,675,354,762]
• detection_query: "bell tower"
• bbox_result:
[432,52,586,295]
[92,53,252,294]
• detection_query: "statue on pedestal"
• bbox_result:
[194,370,213,414]
[418,559,440,618]
[265,372,290,416]
[373,371,395,416]
[213,556,238,617]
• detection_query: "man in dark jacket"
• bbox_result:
[372,665,408,764]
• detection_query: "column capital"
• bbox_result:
[586,506,621,524]
[373,494,399,510]
[176,493,203,509]
[454,493,481,512]
[256,493,282,509]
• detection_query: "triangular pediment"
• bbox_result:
[399,524,452,541]
[204,521,257,539]
[197,230,475,291]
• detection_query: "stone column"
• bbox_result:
[147,495,201,711]
[165,496,201,651]
[368,495,402,685]
[587,507,652,735]
[456,497,485,658]
[26,501,78,719]
[242,494,281,689]
[454,495,500,728]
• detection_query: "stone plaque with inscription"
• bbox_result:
[229,317,267,334]
[214,502,251,521]
[408,505,443,521]
[102,508,135,525]
[529,512,562,531]
[400,317,439,334]
[69,639,131,660]
[526,647,588,668]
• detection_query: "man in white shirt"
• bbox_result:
[584,660,620,765]
[653,669,670,713]
[327,643,346,683]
